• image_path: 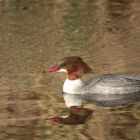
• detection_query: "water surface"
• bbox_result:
[0,0,140,140]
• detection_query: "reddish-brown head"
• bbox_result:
[43,56,92,80]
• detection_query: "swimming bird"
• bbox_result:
[43,56,140,124]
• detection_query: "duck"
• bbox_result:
[43,56,140,125]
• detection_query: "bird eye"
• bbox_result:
[60,63,65,67]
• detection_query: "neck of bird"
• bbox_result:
[63,76,83,94]
[67,71,83,80]
[67,74,81,80]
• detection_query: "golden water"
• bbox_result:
[0,0,140,140]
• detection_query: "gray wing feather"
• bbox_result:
[80,74,140,94]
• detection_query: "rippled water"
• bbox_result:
[0,0,140,140]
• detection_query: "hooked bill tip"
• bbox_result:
[42,70,47,74]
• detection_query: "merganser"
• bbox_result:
[43,56,140,124]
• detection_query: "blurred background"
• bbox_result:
[0,0,140,140]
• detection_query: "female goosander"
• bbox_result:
[43,56,140,124]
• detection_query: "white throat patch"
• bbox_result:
[63,79,83,94]
[57,68,67,73]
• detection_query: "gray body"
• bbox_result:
[65,74,140,107]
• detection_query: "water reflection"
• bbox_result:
[107,0,130,18]
[0,0,140,140]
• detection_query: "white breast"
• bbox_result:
[63,79,83,94]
